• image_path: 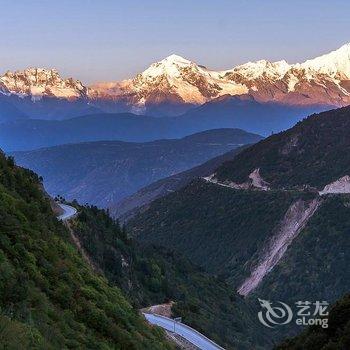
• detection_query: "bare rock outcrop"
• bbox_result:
[204,168,270,191]
[237,197,322,296]
[248,168,270,190]
[319,175,350,195]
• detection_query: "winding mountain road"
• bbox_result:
[57,203,77,221]
[143,313,225,350]
[56,204,223,348]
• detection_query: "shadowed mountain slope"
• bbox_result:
[13,129,262,208]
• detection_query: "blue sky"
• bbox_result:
[1,0,350,83]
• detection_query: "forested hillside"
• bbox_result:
[215,106,350,190]
[276,293,350,349]
[0,151,171,349]
[126,106,350,348]
[252,195,350,341]
[128,180,310,285]
[71,204,272,350]
[75,190,350,349]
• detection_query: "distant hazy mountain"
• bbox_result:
[0,98,321,152]
[172,95,326,136]
[0,113,166,151]
[12,129,262,207]
[111,146,247,220]
[0,96,27,123]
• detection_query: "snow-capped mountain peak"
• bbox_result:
[139,54,196,80]
[90,44,350,111]
[300,43,350,78]
[0,67,87,101]
[229,59,291,80]
[128,53,248,106]
[162,54,193,65]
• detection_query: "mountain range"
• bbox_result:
[91,43,350,114]
[3,41,350,350]
[128,105,350,346]
[1,43,350,120]
[12,129,261,207]
[0,100,323,152]
[0,131,267,350]
[3,76,350,349]
[4,102,350,349]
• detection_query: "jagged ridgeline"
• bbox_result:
[0,152,172,349]
[128,106,350,346]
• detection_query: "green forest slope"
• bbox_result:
[215,106,350,190]
[71,204,272,350]
[0,152,171,349]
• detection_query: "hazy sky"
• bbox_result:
[1,0,350,83]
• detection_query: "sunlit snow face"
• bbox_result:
[3,43,350,107]
[108,43,350,105]
[0,67,86,100]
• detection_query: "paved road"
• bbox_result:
[57,204,223,349]
[57,203,77,221]
[143,313,225,350]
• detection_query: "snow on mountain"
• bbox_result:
[140,54,193,79]
[1,43,350,112]
[90,43,350,110]
[225,59,291,80]
[0,68,87,101]
[136,54,248,103]
[300,43,350,79]
[91,54,248,110]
